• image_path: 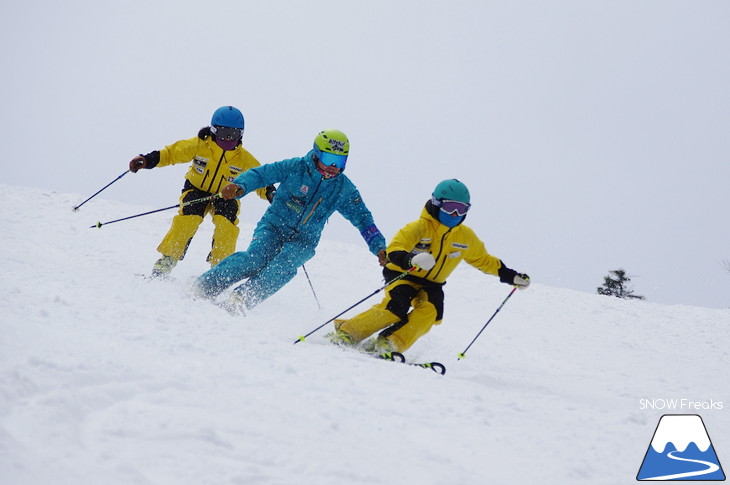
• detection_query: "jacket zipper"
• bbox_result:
[425,228,452,280]
[302,198,323,225]
[214,174,228,195]
[289,177,324,236]
[205,151,226,193]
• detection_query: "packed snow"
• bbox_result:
[1,184,728,485]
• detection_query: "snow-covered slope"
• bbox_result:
[1,184,728,485]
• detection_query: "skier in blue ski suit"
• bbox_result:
[192,129,387,313]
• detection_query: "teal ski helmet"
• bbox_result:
[211,106,244,129]
[432,179,471,227]
[432,179,470,204]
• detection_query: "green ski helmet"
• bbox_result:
[313,129,349,169]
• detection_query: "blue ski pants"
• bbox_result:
[193,222,317,308]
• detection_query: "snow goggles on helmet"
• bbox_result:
[313,145,347,170]
[433,198,471,216]
[211,125,243,140]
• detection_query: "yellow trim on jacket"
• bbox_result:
[157,136,267,199]
[385,207,503,284]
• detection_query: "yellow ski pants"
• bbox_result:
[336,279,443,353]
[157,184,241,266]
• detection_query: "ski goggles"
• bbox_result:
[313,145,348,170]
[211,125,243,140]
[435,198,471,216]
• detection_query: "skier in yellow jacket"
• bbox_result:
[329,179,530,355]
[129,106,273,277]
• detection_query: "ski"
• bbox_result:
[134,273,174,282]
[326,333,445,375]
[409,361,446,375]
[377,351,406,363]
[380,352,446,375]
[134,271,194,283]
[213,299,245,316]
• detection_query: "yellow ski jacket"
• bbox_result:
[385,207,504,284]
[155,136,267,199]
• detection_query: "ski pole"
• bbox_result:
[301,265,322,309]
[73,170,130,211]
[90,194,219,229]
[457,287,517,360]
[294,267,415,344]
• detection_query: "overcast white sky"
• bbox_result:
[2,0,729,308]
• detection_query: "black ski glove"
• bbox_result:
[498,262,530,289]
[265,185,277,204]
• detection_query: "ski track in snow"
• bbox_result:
[1,185,728,485]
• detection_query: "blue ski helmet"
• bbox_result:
[211,106,244,129]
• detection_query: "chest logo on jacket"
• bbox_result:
[286,196,306,214]
[192,157,208,174]
[416,239,432,251]
[452,242,469,250]
[300,185,309,194]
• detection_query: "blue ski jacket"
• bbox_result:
[231,151,386,255]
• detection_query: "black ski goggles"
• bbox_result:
[211,125,243,140]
